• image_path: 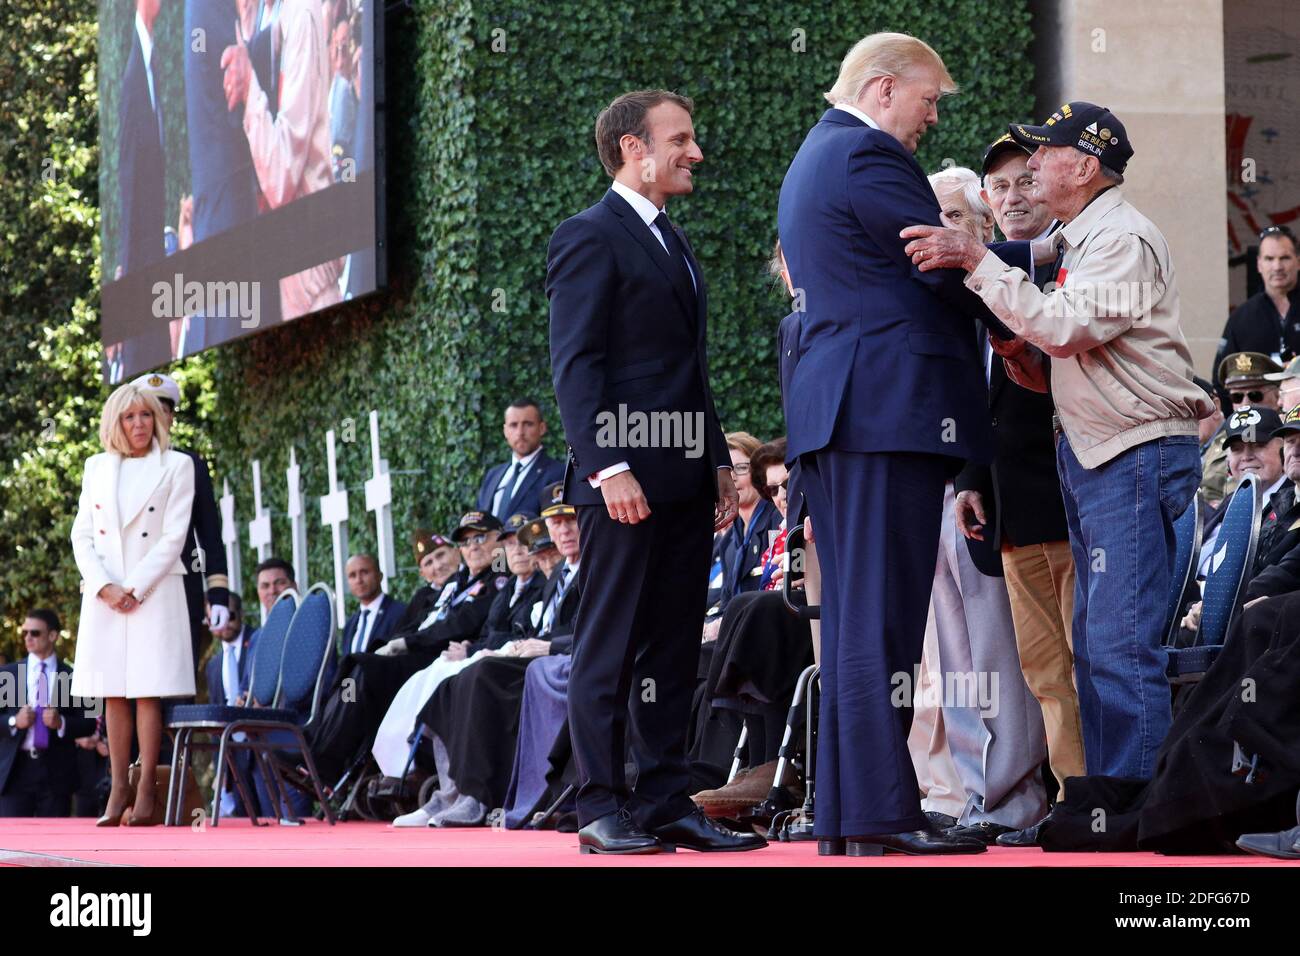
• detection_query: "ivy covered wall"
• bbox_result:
[0,0,1034,654]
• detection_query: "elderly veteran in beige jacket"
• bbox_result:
[902,102,1213,782]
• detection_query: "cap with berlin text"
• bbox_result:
[1009,102,1133,175]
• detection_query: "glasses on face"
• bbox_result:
[462,533,490,546]
[1231,390,1270,404]
[732,463,751,476]
[20,629,46,638]
[764,478,789,498]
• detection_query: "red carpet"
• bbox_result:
[0,818,1293,867]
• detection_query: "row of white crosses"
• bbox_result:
[218,410,396,622]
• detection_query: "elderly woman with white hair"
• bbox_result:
[928,166,995,243]
[70,382,196,826]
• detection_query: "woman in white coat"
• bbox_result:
[70,383,196,825]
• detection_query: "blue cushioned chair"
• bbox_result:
[212,584,337,826]
[1162,495,1202,648]
[1167,474,1260,684]
[165,589,301,825]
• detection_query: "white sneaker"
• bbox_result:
[391,791,447,827]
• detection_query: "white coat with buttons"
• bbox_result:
[70,443,197,699]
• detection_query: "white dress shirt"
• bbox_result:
[833,103,880,130]
[492,446,543,515]
[220,638,244,706]
[351,593,386,654]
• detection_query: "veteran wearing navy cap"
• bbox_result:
[905,101,1214,781]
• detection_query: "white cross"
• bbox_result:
[320,429,350,621]
[247,460,273,563]
[364,410,395,594]
[286,447,309,593]
[219,477,242,602]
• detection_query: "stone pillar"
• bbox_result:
[1030,0,1228,375]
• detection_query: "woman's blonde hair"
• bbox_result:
[726,431,763,459]
[99,383,170,455]
[825,32,956,106]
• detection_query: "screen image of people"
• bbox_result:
[99,0,379,382]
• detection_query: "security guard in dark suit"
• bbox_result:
[134,373,230,674]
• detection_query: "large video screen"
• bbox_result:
[98,0,384,382]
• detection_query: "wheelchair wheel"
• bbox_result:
[351,772,382,821]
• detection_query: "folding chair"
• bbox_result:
[213,583,339,826]
[164,589,300,826]
[1167,474,1261,686]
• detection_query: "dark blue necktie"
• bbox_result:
[653,212,697,304]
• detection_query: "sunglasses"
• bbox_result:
[1259,225,1296,244]
[1231,390,1272,404]
[764,478,789,498]
[20,629,46,637]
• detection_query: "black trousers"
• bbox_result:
[0,752,73,817]
[569,494,714,828]
[305,649,434,782]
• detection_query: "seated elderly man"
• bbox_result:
[279,513,507,785]
[1242,405,1300,600]
[1180,406,1293,637]
[375,511,545,795]
[1201,353,1284,507]
[398,530,463,629]
[399,483,582,827]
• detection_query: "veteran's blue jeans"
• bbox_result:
[1056,433,1201,779]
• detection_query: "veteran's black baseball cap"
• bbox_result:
[1009,102,1133,175]
[451,511,504,542]
[981,133,1031,178]
[500,511,538,540]
[540,480,575,519]
[1224,405,1284,447]
[1272,404,1300,439]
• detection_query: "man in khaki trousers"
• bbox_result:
[949,135,1087,845]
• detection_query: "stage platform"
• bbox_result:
[0,818,1292,867]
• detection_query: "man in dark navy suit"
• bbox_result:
[115,0,166,280]
[1,611,97,817]
[475,399,566,522]
[339,554,408,657]
[777,34,1031,856]
[548,89,763,854]
[204,593,257,816]
[318,553,407,698]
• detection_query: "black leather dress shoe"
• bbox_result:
[651,807,767,852]
[818,837,846,856]
[1236,825,1300,860]
[577,810,662,855]
[945,821,1016,845]
[995,820,1045,848]
[924,810,958,830]
[846,829,987,856]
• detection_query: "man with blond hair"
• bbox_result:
[777,33,1030,856]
